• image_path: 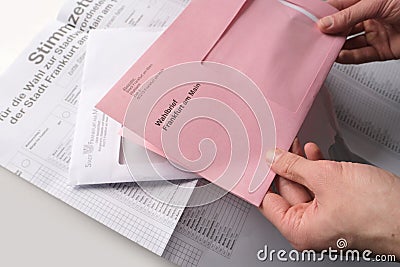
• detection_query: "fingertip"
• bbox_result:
[318,13,353,36]
[266,148,285,167]
[317,16,334,31]
[293,137,300,147]
[270,149,322,191]
[304,142,324,161]
[290,137,304,156]
[276,176,313,205]
[336,50,350,63]
[259,191,291,224]
[265,149,274,166]
[336,48,379,64]
[274,148,284,161]
[304,142,319,152]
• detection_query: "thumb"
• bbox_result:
[318,0,381,34]
[268,149,324,192]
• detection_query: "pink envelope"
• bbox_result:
[96,0,345,206]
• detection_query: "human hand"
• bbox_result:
[317,0,400,64]
[259,139,400,259]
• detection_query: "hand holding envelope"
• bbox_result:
[96,0,345,206]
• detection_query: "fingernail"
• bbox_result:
[319,16,333,29]
[266,149,283,165]
[266,150,274,165]
[274,149,283,161]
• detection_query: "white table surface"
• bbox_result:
[0,1,174,266]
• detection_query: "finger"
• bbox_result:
[343,35,368,50]
[349,22,365,35]
[337,46,380,64]
[363,19,398,59]
[276,176,313,205]
[290,137,305,157]
[318,0,383,34]
[326,0,361,10]
[260,191,311,238]
[269,149,323,191]
[304,143,324,161]
[259,190,291,231]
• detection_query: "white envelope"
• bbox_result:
[69,28,199,185]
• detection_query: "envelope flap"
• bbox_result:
[96,0,248,122]
[151,0,248,61]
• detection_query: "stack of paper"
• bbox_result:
[0,0,196,257]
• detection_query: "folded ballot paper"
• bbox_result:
[96,0,345,206]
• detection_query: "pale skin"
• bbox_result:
[259,0,400,260]
[318,0,400,64]
[260,140,400,259]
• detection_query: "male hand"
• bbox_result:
[259,139,400,259]
[318,0,400,64]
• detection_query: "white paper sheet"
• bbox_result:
[70,28,199,185]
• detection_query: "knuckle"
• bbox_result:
[318,161,343,182]
[377,0,392,17]
[281,154,302,178]
[340,9,353,25]
[323,161,341,174]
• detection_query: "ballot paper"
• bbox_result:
[325,61,400,175]
[162,181,395,267]
[0,0,195,256]
[70,27,199,185]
